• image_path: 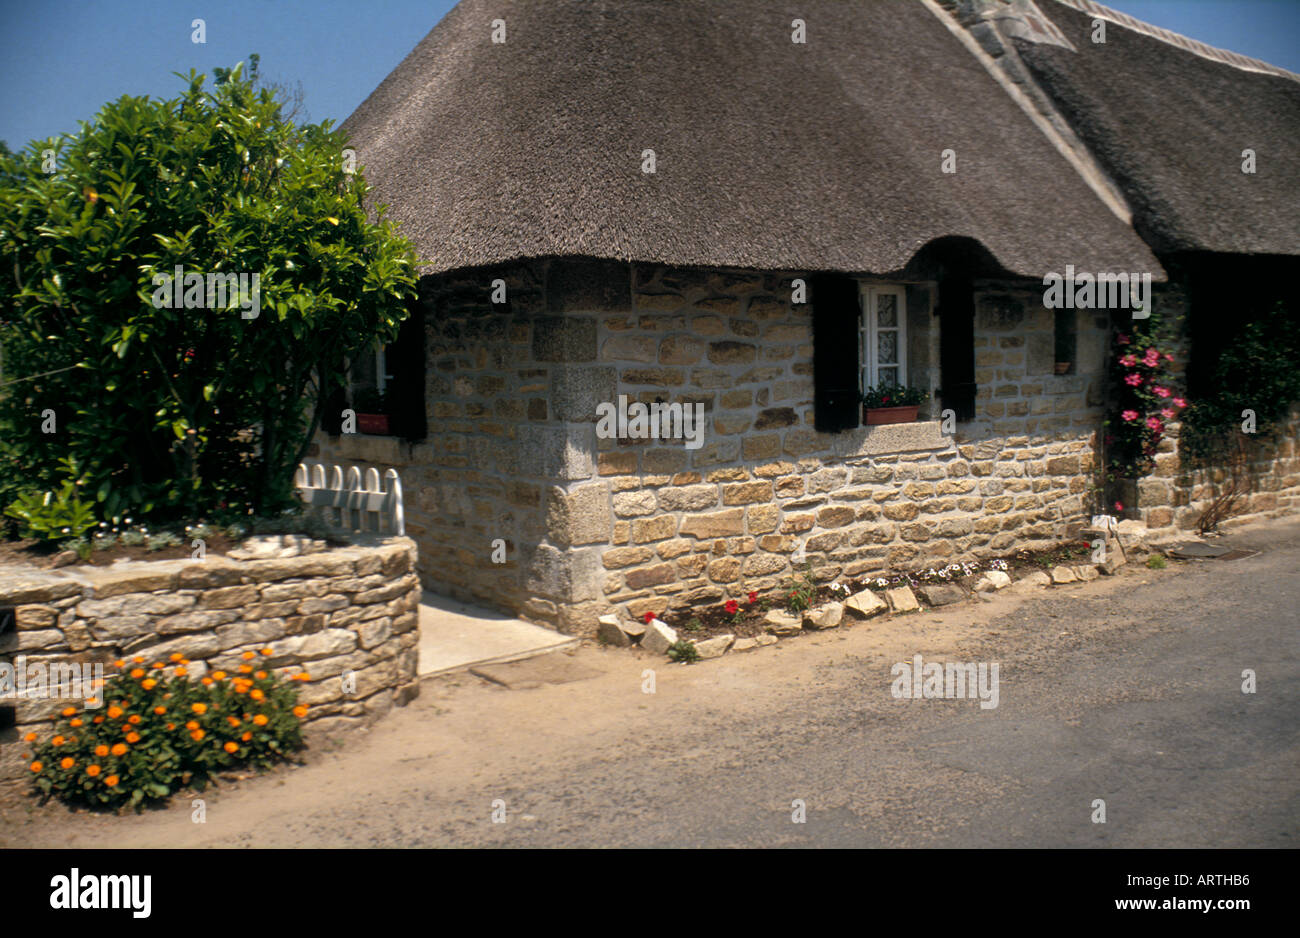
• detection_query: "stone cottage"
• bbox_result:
[315,0,1300,635]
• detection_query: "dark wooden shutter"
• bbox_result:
[319,360,347,436]
[386,302,427,441]
[938,272,977,422]
[811,274,861,433]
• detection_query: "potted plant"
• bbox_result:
[351,387,391,435]
[861,382,927,425]
[1054,361,1072,375]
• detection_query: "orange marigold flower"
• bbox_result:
[185,720,199,730]
[128,714,142,724]
[23,732,36,742]
[61,706,76,717]
[141,679,157,690]
[201,677,213,686]
[166,723,176,730]
[191,703,207,714]
[255,671,268,680]
[105,775,119,787]
[241,731,252,742]
[212,670,226,680]
[238,664,253,674]
[253,714,268,726]
[223,741,238,754]
[151,662,164,669]
[292,705,308,719]
[153,706,166,715]
[95,745,109,757]
[86,765,101,777]
[250,689,265,701]
[110,743,127,757]
[130,668,145,679]
[260,648,273,656]
[85,697,100,707]
[125,732,140,744]
[93,716,104,724]
[52,735,65,746]
[169,653,184,662]
[241,651,256,660]
[107,706,123,719]
[132,656,144,664]
[174,667,188,677]
[69,718,83,728]
[30,762,42,773]
[234,685,248,695]
[113,659,125,668]
[60,757,75,770]
[190,729,205,741]
[227,716,241,727]
[295,673,311,682]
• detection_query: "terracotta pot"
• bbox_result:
[356,413,390,435]
[863,404,919,425]
[1054,362,1072,375]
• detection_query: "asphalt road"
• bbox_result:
[8,517,1298,848]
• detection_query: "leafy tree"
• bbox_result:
[0,61,418,527]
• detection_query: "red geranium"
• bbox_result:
[724,600,739,614]
[643,611,655,624]
[747,591,758,604]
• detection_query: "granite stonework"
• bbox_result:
[0,538,421,783]
[312,259,1297,638]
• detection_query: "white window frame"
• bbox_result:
[858,283,907,392]
[375,345,395,394]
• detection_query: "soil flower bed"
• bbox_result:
[637,539,1104,647]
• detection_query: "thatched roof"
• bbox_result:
[343,0,1160,278]
[1018,0,1300,256]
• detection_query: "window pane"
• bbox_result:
[879,367,899,387]
[878,330,897,365]
[877,294,897,328]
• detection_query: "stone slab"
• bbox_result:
[470,652,603,690]
[417,591,578,679]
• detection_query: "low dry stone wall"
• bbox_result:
[0,536,421,782]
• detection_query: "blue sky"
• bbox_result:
[1,0,1298,149]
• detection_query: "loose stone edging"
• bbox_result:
[600,521,1158,662]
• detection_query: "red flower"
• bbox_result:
[747,591,758,604]
[724,600,739,614]
[882,396,891,405]
[643,611,655,624]
[1114,501,1124,511]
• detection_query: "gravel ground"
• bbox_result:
[5,516,1297,848]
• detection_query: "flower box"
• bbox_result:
[1054,362,1072,375]
[356,413,390,435]
[863,404,919,425]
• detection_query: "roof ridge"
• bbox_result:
[1047,0,1300,82]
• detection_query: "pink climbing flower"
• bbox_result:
[1117,334,1131,346]
[1152,386,1171,398]
[1173,397,1187,408]
[1161,408,1175,420]
[1146,416,1163,431]
[1124,373,1143,386]
[1121,409,1140,422]
[1119,354,1137,367]
[1163,352,1174,362]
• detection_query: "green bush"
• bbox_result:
[3,477,98,543]
[666,640,700,664]
[0,58,418,527]
[27,650,308,810]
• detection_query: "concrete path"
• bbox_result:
[416,592,578,679]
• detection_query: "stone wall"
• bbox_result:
[312,259,1296,638]
[0,537,421,782]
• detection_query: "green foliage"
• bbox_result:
[4,478,98,543]
[861,382,928,408]
[28,655,307,810]
[0,59,418,528]
[1180,301,1300,463]
[351,386,390,414]
[145,531,181,551]
[683,617,704,632]
[666,640,700,664]
[1146,554,1167,570]
[783,562,817,614]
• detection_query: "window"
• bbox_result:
[859,285,907,391]
[1053,308,1076,374]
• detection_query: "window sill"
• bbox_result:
[832,419,951,458]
